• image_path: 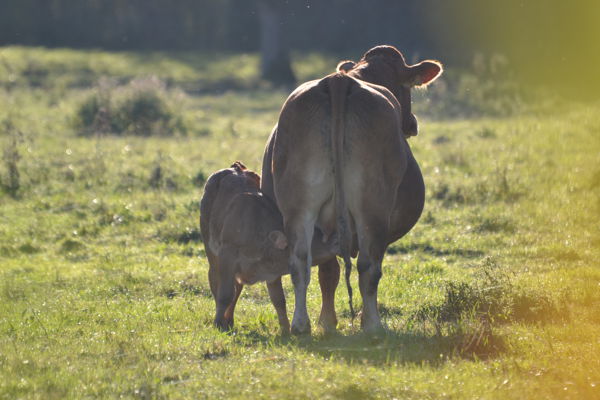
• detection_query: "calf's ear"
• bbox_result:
[409,60,443,87]
[337,60,356,73]
[268,231,288,250]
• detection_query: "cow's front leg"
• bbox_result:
[318,258,340,333]
[267,277,290,334]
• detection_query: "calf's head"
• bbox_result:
[338,45,443,137]
[220,193,291,282]
[236,225,289,271]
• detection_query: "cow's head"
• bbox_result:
[338,45,442,137]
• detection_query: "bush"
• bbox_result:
[411,258,567,331]
[74,77,187,136]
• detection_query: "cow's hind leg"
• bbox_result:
[267,277,290,334]
[318,258,340,333]
[286,213,316,335]
[355,220,387,333]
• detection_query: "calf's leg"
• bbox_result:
[214,253,237,331]
[267,277,290,334]
[223,282,243,328]
[206,249,219,299]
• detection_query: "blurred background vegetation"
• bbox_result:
[1,0,599,95]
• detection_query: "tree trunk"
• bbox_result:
[257,0,295,85]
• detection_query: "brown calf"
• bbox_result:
[200,162,338,332]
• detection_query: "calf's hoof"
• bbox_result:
[279,322,291,336]
[214,318,233,332]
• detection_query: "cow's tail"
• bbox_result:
[327,73,355,321]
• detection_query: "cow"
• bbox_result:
[261,45,442,334]
[199,161,338,333]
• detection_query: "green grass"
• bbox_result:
[1,46,599,399]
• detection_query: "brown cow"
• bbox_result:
[200,161,338,332]
[261,45,442,334]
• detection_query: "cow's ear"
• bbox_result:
[337,60,356,73]
[409,60,443,87]
[268,231,288,250]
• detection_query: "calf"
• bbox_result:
[200,162,337,332]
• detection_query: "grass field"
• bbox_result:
[0,46,599,399]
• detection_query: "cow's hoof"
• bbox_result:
[364,325,386,341]
[291,321,311,335]
[361,317,384,334]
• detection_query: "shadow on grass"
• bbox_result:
[232,324,505,367]
[386,242,484,258]
[296,327,505,366]
[225,259,569,366]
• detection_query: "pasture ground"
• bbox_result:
[0,47,599,399]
